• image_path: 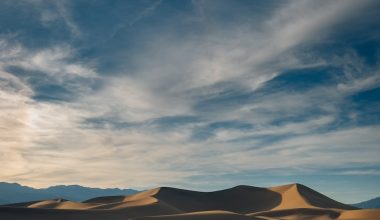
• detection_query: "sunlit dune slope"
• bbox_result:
[27,199,101,209]
[338,209,380,220]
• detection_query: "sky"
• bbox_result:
[0,0,379,204]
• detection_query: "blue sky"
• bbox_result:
[0,0,379,203]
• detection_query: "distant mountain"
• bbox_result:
[0,182,138,205]
[352,197,380,209]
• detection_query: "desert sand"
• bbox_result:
[0,183,379,220]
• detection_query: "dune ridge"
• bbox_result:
[1,183,379,220]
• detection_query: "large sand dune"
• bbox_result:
[0,183,379,220]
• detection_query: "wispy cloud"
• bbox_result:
[0,0,379,203]
[31,0,82,38]
[338,170,380,176]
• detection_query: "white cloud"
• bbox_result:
[210,126,380,173]
[102,0,374,125]
[17,46,95,78]
[0,0,379,190]
[338,170,380,176]
[54,1,81,38]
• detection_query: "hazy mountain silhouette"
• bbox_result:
[353,197,380,209]
[0,182,138,205]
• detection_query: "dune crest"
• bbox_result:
[1,183,379,220]
[270,183,355,210]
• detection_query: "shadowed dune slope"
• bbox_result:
[143,185,281,213]
[1,183,379,220]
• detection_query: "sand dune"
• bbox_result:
[338,209,380,219]
[27,199,101,209]
[249,208,341,220]
[133,210,262,220]
[269,183,355,210]
[1,183,379,220]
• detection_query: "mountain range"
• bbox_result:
[0,182,137,205]
[352,197,380,209]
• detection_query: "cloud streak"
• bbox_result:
[0,0,379,202]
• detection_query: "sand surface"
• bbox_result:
[1,183,379,220]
